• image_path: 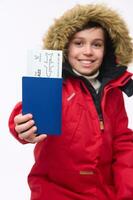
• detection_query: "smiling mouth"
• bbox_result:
[79,60,94,66]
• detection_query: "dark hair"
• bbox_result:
[82,21,105,30]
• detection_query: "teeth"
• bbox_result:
[80,60,92,64]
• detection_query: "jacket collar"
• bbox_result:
[62,61,133,97]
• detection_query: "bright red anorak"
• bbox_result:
[9,71,133,200]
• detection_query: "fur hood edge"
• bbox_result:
[43,4,133,66]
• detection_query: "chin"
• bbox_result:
[83,69,99,76]
[82,71,94,76]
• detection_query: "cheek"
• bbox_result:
[68,45,80,58]
[98,50,104,62]
[67,47,73,61]
[68,49,77,62]
[67,53,73,64]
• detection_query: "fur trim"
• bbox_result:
[43,4,133,66]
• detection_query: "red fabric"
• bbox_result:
[8,71,133,200]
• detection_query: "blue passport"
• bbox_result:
[22,76,62,135]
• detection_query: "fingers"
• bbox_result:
[18,128,47,143]
[29,134,47,143]
[15,119,35,133]
[14,113,33,125]
[14,113,34,133]
[14,113,47,143]
[18,125,37,141]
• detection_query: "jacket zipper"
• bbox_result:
[80,79,105,131]
[99,118,104,131]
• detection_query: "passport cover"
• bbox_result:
[22,76,62,135]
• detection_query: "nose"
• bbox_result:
[83,45,93,55]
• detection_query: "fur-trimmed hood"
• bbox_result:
[43,4,133,66]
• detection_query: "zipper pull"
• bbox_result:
[99,120,104,130]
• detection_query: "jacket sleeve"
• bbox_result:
[8,102,28,144]
[112,92,133,200]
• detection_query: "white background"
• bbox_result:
[0,0,133,199]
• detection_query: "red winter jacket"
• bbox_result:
[9,71,133,200]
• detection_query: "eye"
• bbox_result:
[72,40,84,47]
[92,42,104,48]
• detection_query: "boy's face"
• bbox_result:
[68,28,105,76]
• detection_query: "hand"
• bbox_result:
[14,113,47,143]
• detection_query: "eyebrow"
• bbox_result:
[92,39,104,42]
[72,37,104,42]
